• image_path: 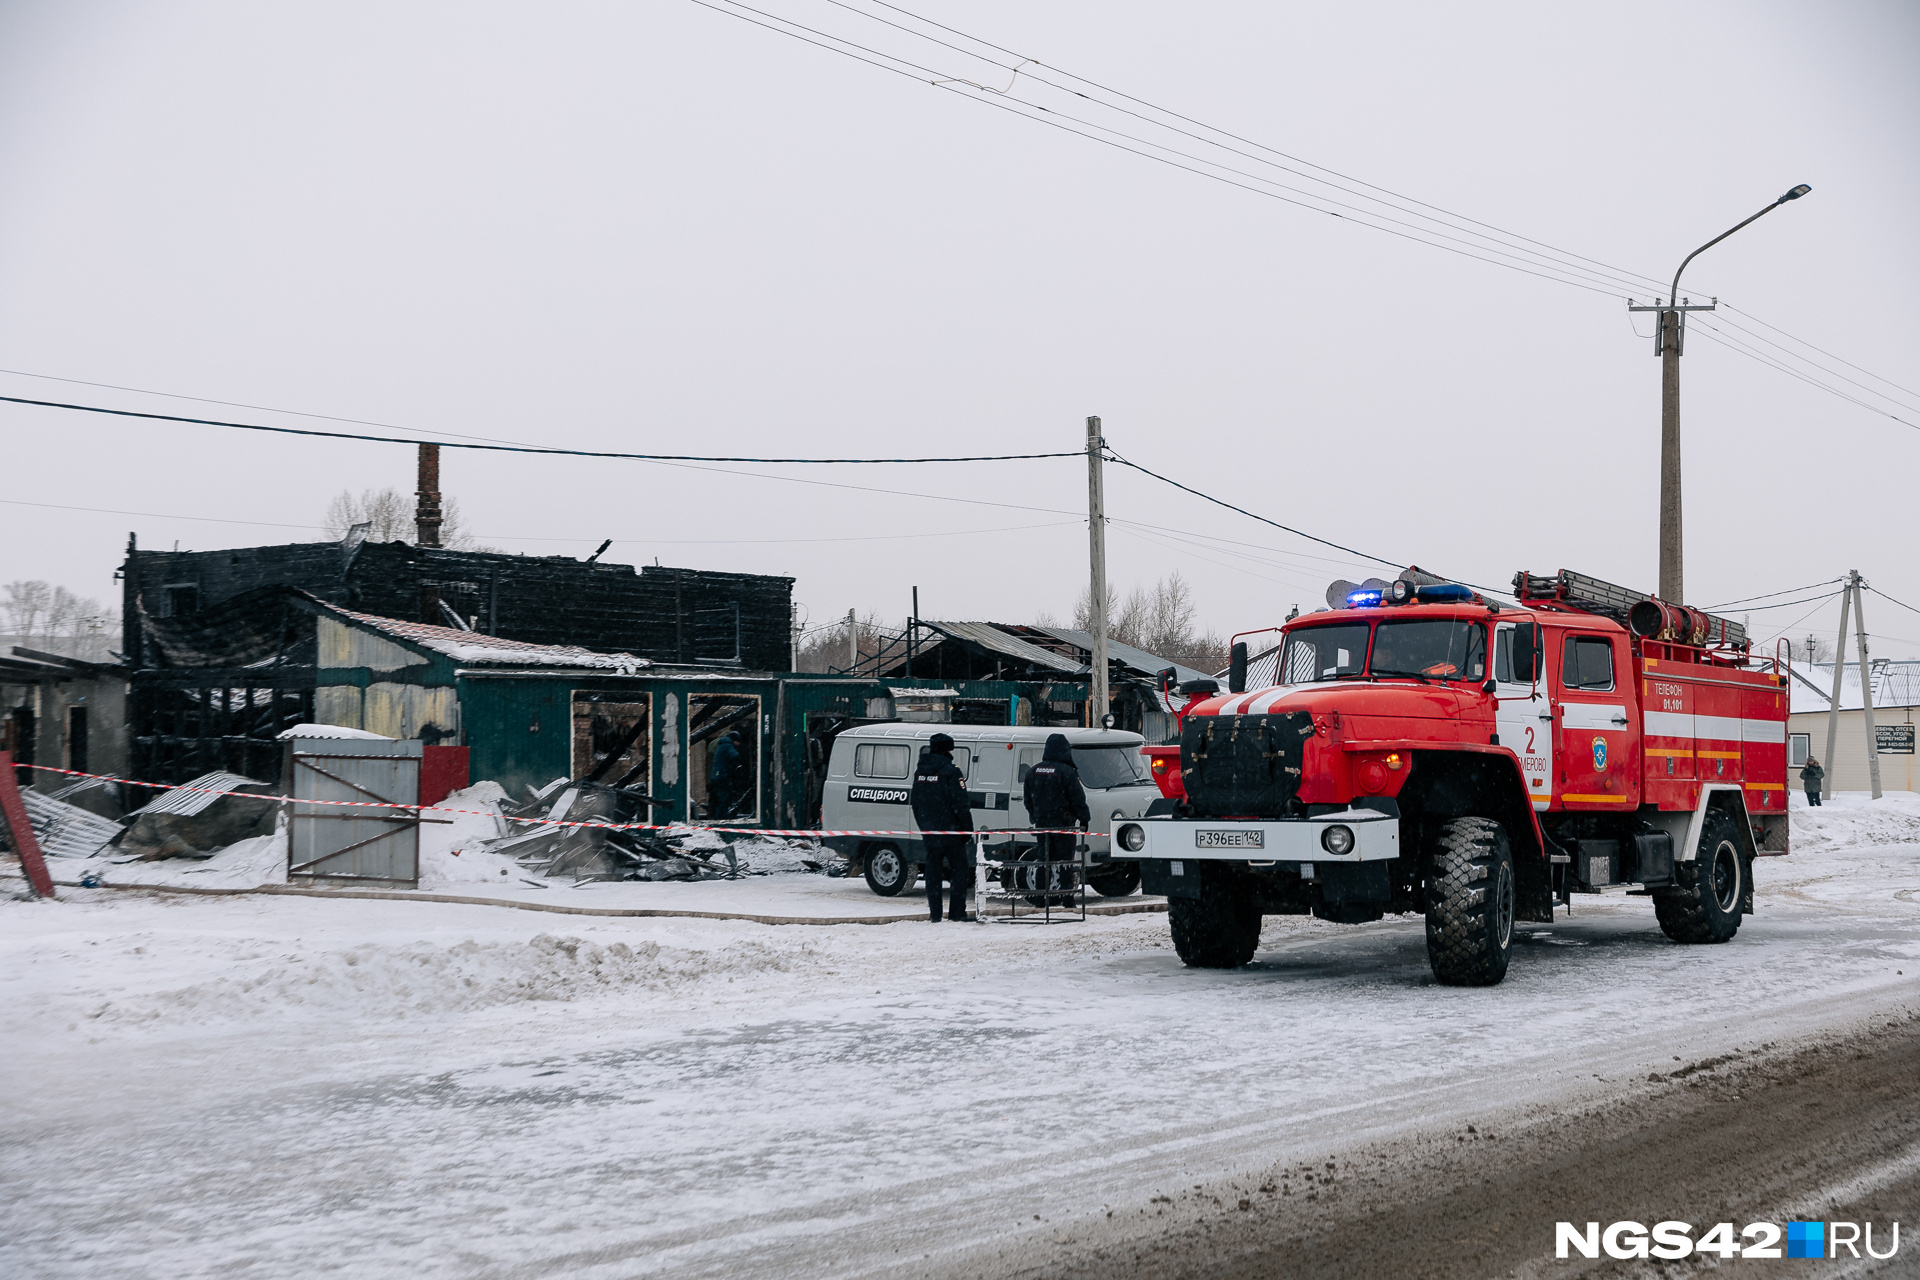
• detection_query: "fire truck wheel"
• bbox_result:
[1088,864,1141,897]
[1424,817,1515,987]
[1654,811,1745,944]
[862,843,916,897]
[1169,869,1261,968]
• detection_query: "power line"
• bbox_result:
[715,1,1920,438]
[1704,578,1846,610]
[1100,448,1405,570]
[1700,316,1920,416]
[1728,589,1860,613]
[1721,305,1920,403]
[0,394,1079,463]
[852,0,1671,297]
[1686,324,1920,434]
[689,0,1628,298]
[1866,586,1920,620]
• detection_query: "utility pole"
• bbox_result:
[908,586,918,679]
[1822,577,1851,802]
[1852,572,1883,799]
[1628,184,1809,604]
[1086,416,1109,729]
[415,442,444,624]
[846,608,857,675]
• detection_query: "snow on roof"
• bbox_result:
[276,723,395,741]
[1790,661,1920,714]
[320,604,650,671]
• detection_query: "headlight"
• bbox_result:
[1116,823,1146,853]
[1320,824,1355,855]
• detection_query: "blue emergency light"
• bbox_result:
[1414,583,1476,604]
[1345,589,1384,607]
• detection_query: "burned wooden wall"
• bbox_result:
[122,540,794,670]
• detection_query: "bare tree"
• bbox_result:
[1065,571,1225,671]
[323,487,487,550]
[3,580,119,653]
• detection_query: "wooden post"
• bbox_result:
[0,751,56,898]
[1853,576,1883,800]
[1823,580,1851,802]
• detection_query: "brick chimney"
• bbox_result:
[415,443,443,548]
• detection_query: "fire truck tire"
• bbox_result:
[1088,864,1141,897]
[1654,811,1745,944]
[862,843,916,897]
[1169,870,1262,968]
[1424,817,1515,987]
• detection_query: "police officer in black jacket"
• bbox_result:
[910,732,974,922]
[1023,733,1090,884]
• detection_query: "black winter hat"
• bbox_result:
[929,732,955,755]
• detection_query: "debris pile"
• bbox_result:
[14,788,123,859]
[112,771,281,861]
[489,778,743,882]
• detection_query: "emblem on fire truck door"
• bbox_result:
[1592,737,1608,772]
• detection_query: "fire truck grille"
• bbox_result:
[1179,711,1316,818]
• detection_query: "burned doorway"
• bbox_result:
[571,693,651,789]
[687,692,759,823]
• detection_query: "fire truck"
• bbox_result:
[1115,569,1791,986]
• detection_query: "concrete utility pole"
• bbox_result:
[846,608,857,675]
[1823,577,1851,802]
[1086,416,1109,729]
[1852,573,1883,800]
[1629,184,1809,604]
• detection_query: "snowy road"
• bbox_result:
[5,795,1918,1279]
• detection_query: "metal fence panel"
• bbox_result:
[287,737,422,887]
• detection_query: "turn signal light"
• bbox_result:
[1386,753,1403,770]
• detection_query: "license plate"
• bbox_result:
[1195,829,1264,849]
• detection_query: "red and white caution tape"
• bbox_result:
[18,763,1084,839]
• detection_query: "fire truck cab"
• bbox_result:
[1119,569,1790,986]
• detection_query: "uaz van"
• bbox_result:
[819,725,1156,898]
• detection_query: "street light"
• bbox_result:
[1635,184,1811,605]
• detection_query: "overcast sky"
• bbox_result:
[2,1,1916,659]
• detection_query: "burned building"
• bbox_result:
[116,531,795,786]
[121,534,794,669]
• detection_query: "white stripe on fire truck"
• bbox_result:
[1641,711,1787,743]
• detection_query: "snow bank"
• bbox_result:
[82,929,807,1029]
[102,827,290,888]
[1788,789,1920,852]
[417,782,518,890]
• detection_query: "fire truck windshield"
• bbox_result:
[1279,623,1370,683]
[1370,619,1487,683]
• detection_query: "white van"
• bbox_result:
[819,724,1156,898]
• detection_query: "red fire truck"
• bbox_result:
[1116,569,1791,986]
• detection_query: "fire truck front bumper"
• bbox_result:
[1113,810,1401,867]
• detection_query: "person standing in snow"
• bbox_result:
[1800,755,1825,807]
[910,732,973,922]
[1021,733,1090,892]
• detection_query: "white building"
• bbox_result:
[1787,660,1920,794]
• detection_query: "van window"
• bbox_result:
[853,743,911,778]
[1562,636,1615,691]
[1016,747,1042,785]
[1072,747,1151,788]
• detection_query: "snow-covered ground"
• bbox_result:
[4,793,1918,1279]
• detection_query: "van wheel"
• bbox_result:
[1654,810,1745,943]
[1424,817,1515,986]
[1088,864,1141,897]
[1012,850,1075,907]
[863,844,915,897]
[1168,866,1261,968]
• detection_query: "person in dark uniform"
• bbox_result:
[1800,755,1825,807]
[1022,733,1090,889]
[910,732,974,922]
[709,729,747,818]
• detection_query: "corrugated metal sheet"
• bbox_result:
[921,621,1085,675]
[318,603,649,670]
[1030,627,1212,685]
[129,771,274,818]
[22,789,122,858]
